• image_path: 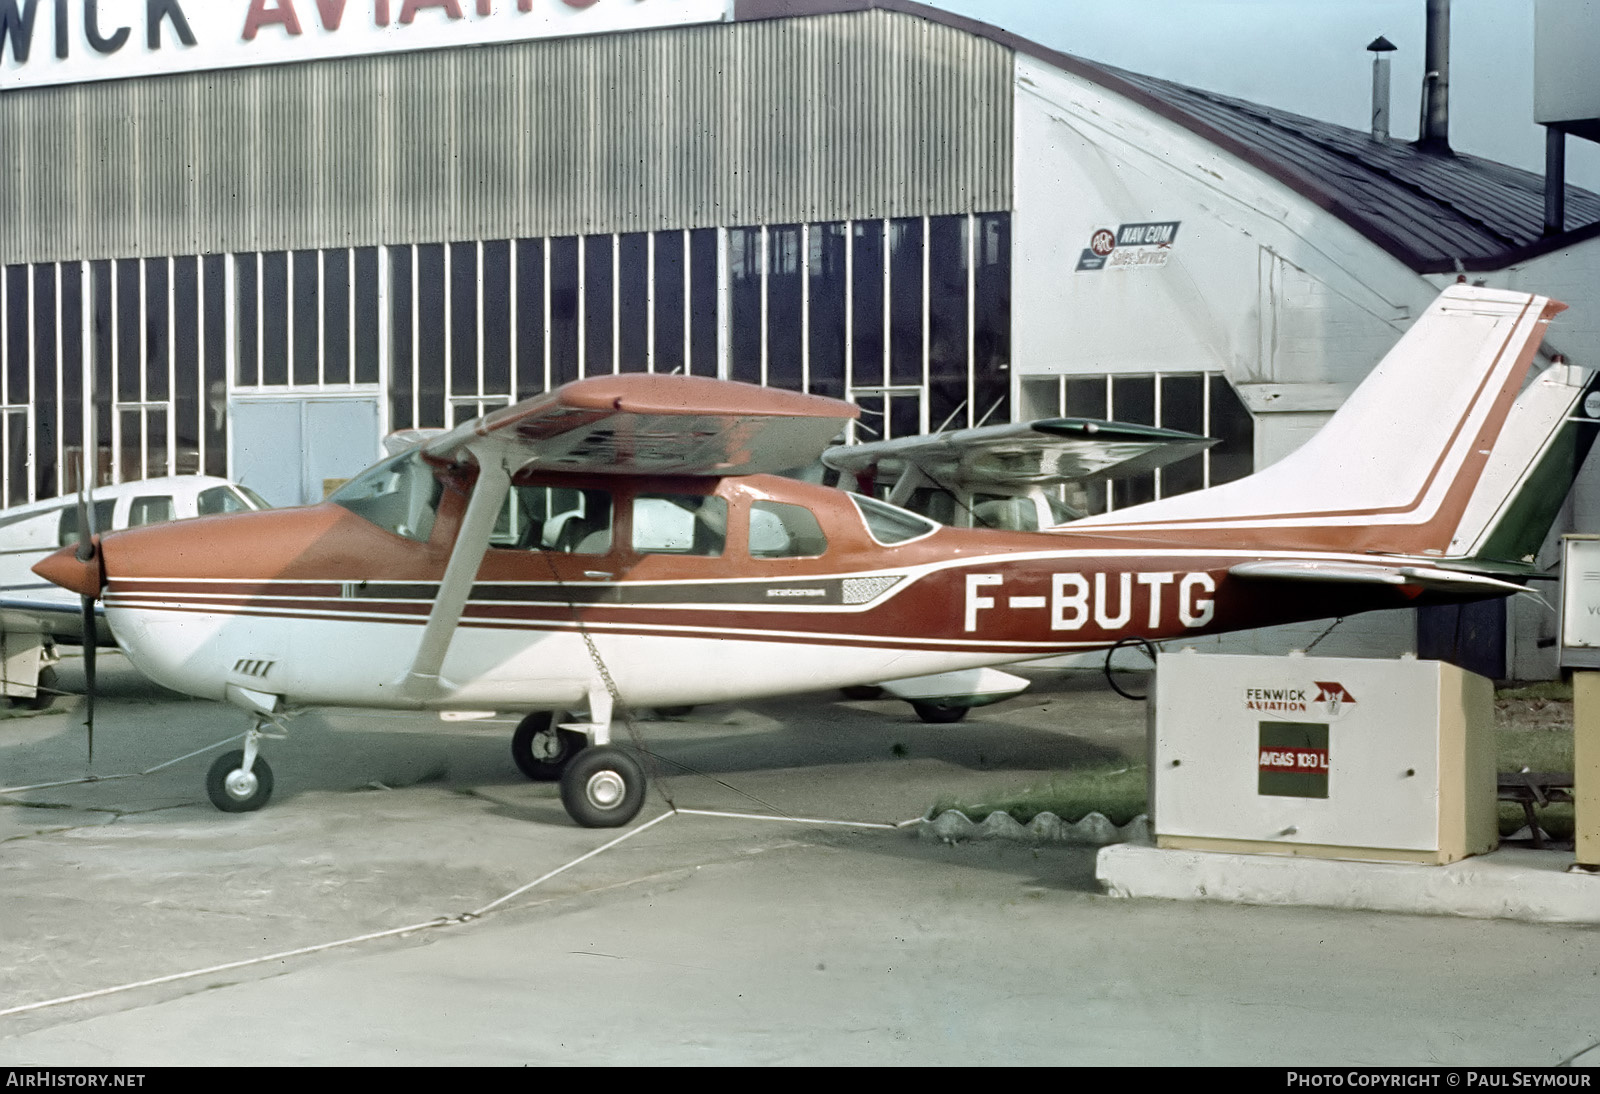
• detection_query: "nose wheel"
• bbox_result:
[559,747,645,828]
[206,749,275,813]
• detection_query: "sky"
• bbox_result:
[923,0,1600,192]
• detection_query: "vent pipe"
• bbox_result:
[1545,127,1567,236]
[1368,36,1397,141]
[1418,0,1451,151]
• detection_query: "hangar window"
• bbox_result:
[1018,372,1255,515]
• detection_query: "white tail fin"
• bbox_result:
[1073,284,1578,556]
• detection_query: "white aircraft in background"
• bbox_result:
[0,476,268,711]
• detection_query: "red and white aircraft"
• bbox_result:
[33,285,1595,828]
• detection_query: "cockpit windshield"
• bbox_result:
[328,450,443,542]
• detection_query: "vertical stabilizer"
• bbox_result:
[1072,285,1569,555]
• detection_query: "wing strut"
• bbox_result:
[398,446,512,700]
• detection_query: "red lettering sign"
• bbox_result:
[315,0,349,32]
[400,0,464,24]
[243,0,303,40]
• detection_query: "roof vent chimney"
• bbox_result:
[1367,36,1397,141]
[1418,0,1452,151]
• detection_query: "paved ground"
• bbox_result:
[1,655,1598,1066]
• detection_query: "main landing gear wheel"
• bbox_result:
[910,700,969,724]
[11,665,57,711]
[559,746,646,829]
[511,712,587,781]
[206,750,275,813]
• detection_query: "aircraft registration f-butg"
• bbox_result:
[32,285,1599,828]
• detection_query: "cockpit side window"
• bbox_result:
[58,500,116,546]
[328,450,444,542]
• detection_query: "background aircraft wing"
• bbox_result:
[821,419,1214,489]
[0,593,105,642]
[422,375,858,476]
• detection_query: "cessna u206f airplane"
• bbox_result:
[33,285,1597,827]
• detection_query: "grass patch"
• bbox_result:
[1498,722,1575,839]
[931,764,1148,827]
[1496,681,1573,702]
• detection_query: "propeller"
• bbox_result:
[74,464,100,763]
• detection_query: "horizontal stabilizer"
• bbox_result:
[1230,560,1537,601]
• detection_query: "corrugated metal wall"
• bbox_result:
[0,10,1012,265]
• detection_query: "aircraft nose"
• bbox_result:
[34,542,105,598]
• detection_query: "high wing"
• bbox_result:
[423,374,858,476]
[399,375,857,701]
[820,418,1214,490]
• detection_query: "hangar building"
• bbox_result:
[2,0,1599,676]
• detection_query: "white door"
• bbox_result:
[232,397,383,507]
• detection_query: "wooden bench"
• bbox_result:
[1496,771,1575,849]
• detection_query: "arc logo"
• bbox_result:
[1075,220,1182,272]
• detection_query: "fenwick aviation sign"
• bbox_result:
[0,0,731,92]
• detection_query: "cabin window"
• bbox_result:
[633,494,726,556]
[128,496,175,527]
[494,486,614,554]
[749,501,828,559]
[849,494,937,546]
[328,450,443,543]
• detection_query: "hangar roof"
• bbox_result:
[736,0,1600,274]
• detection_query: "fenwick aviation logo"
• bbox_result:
[1244,681,1357,720]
